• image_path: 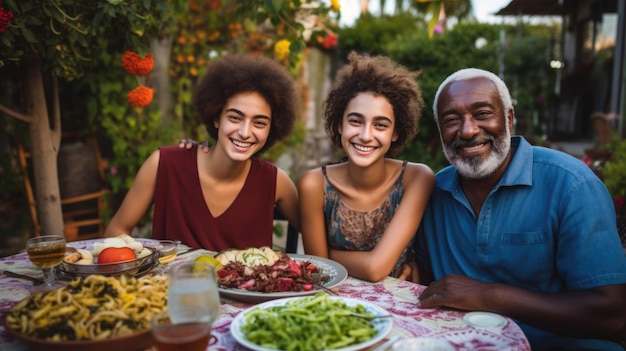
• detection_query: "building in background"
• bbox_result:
[497,0,625,140]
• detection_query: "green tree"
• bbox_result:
[0,0,181,237]
[0,0,336,237]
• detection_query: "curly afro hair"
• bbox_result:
[193,54,299,155]
[323,51,424,156]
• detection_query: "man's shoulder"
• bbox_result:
[435,164,457,181]
[531,145,592,174]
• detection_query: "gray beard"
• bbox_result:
[443,129,511,180]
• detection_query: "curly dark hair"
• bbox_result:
[324,51,424,156]
[193,54,299,154]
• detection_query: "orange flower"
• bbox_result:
[127,86,154,107]
[121,51,154,75]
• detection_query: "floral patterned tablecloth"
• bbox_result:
[0,240,530,351]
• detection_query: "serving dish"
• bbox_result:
[4,317,152,351]
[58,247,158,278]
[230,296,393,351]
[58,238,161,278]
[218,254,348,303]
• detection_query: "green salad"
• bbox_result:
[241,292,379,351]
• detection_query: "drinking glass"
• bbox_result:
[151,261,220,351]
[26,235,66,289]
[167,261,220,325]
[151,308,212,351]
[155,240,178,272]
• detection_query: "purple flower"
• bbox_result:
[614,196,625,208]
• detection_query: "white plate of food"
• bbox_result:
[230,294,393,351]
[217,253,348,303]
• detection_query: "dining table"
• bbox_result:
[0,238,531,351]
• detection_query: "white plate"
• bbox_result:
[462,311,507,329]
[230,296,393,351]
[218,254,348,303]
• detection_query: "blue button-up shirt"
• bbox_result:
[416,136,626,350]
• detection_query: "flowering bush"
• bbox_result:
[127,86,154,108]
[121,51,154,75]
[0,0,12,33]
[274,39,291,61]
[121,50,154,107]
[601,138,626,217]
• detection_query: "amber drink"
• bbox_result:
[151,306,213,351]
[26,235,67,289]
[152,321,210,351]
[26,241,66,268]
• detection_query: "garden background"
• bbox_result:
[0,0,597,256]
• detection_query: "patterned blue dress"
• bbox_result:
[322,161,414,277]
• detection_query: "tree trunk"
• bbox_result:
[21,56,64,237]
[150,36,174,123]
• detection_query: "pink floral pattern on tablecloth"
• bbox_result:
[0,241,530,351]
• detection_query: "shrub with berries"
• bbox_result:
[121,51,154,75]
[127,86,154,108]
[122,50,154,107]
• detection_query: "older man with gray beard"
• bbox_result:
[415,68,626,350]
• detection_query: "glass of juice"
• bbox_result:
[26,235,66,289]
[151,308,212,351]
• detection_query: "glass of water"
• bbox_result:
[167,261,220,325]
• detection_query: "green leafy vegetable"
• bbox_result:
[240,292,379,351]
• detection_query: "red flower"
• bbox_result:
[127,86,154,107]
[614,196,625,208]
[0,5,13,33]
[121,51,154,75]
[322,33,338,49]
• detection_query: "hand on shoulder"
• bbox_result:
[178,139,209,153]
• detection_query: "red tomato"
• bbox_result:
[97,247,137,264]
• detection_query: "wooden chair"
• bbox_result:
[17,135,110,241]
[584,112,614,162]
[273,207,299,254]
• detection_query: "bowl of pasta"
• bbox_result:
[4,274,168,351]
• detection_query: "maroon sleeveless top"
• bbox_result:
[152,145,277,251]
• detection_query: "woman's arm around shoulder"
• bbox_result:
[298,168,329,258]
[104,149,161,237]
[275,167,300,232]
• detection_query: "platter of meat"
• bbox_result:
[215,247,348,303]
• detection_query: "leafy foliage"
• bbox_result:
[337,16,558,172]
[602,137,626,212]
[0,0,181,79]
[1,0,336,232]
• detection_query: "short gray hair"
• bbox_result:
[432,68,514,124]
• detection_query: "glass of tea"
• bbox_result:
[156,240,178,272]
[26,235,66,289]
[150,308,212,351]
[151,262,220,351]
